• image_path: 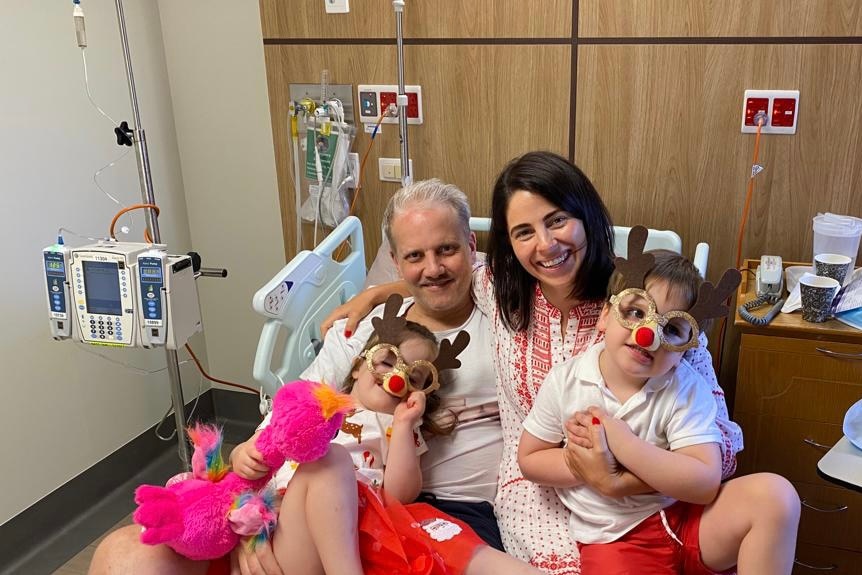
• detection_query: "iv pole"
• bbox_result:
[393,0,411,186]
[114,0,190,468]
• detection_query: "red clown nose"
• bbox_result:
[634,326,655,348]
[388,374,405,394]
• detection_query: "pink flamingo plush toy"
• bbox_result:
[133,380,353,560]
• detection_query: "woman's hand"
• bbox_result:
[393,391,426,428]
[586,405,634,450]
[320,297,373,340]
[230,539,284,575]
[320,281,411,339]
[563,417,626,497]
[230,433,270,481]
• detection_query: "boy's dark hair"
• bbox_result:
[343,321,456,436]
[608,249,712,333]
[487,151,615,331]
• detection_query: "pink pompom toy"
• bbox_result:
[133,380,353,560]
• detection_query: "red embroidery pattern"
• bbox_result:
[530,551,581,575]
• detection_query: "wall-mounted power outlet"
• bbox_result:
[358,85,423,125]
[741,89,799,134]
[379,157,413,182]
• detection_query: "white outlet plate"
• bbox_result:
[324,0,349,14]
[358,84,423,125]
[741,89,799,135]
[379,158,413,182]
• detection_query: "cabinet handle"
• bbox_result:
[794,558,838,571]
[816,347,862,360]
[801,499,849,513]
[803,438,834,451]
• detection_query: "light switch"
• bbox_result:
[324,0,349,14]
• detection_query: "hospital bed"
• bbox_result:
[252,216,709,397]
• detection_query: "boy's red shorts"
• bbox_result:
[578,501,737,575]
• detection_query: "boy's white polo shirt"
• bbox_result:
[523,342,722,544]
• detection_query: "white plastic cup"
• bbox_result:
[799,275,840,323]
[812,213,862,271]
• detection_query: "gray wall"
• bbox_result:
[0,0,282,525]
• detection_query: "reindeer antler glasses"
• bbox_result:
[609,288,700,352]
[610,226,742,353]
[365,344,440,397]
[365,293,471,398]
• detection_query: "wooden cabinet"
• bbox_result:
[734,260,862,574]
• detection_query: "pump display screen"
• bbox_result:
[140,266,163,280]
[83,261,122,315]
[45,260,65,275]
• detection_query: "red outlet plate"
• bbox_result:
[744,98,769,126]
[771,97,797,127]
[379,91,397,114]
[406,92,420,118]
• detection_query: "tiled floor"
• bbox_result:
[52,515,134,575]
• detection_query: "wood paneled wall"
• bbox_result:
[260,0,862,387]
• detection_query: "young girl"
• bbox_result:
[230,295,541,575]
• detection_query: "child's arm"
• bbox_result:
[591,406,722,504]
[383,391,426,504]
[563,416,654,498]
[518,430,585,488]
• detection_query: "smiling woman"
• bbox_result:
[472,150,800,575]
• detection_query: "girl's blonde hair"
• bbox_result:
[343,321,457,436]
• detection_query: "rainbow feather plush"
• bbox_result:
[133,380,353,560]
[188,425,229,482]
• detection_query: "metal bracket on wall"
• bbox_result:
[288,83,355,133]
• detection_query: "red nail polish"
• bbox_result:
[344,329,352,338]
[591,417,600,425]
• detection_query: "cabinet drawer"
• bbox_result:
[734,412,843,483]
[796,481,862,552]
[794,543,862,574]
[736,335,862,424]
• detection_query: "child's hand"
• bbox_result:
[230,436,270,480]
[587,406,633,448]
[393,391,426,427]
[565,410,595,449]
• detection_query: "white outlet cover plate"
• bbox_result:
[324,0,349,14]
[741,89,799,135]
[357,84,423,125]
[379,158,414,182]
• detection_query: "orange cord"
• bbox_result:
[109,203,160,242]
[347,109,388,217]
[184,343,260,395]
[734,118,765,270]
[716,117,766,372]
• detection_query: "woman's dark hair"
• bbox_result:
[487,151,614,331]
[342,321,457,436]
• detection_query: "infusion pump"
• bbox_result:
[42,240,202,349]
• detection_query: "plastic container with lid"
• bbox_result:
[813,213,862,272]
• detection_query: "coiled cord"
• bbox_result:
[738,294,785,326]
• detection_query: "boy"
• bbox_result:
[518,226,741,574]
